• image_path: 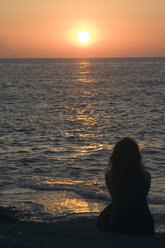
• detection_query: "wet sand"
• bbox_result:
[0,206,164,248]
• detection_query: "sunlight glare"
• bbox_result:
[77,31,91,44]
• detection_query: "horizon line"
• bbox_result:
[0,56,165,59]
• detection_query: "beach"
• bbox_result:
[0,207,164,248]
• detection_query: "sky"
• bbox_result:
[0,0,165,58]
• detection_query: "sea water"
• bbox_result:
[0,58,164,232]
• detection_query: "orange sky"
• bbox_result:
[0,0,165,58]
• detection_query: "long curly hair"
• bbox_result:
[109,137,144,196]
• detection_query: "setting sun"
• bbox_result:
[0,1,164,57]
[77,31,91,44]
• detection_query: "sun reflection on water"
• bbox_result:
[23,178,105,217]
[39,190,101,216]
[67,114,97,126]
[42,193,99,215]
[66,103,100,128]
[75,60,94,83]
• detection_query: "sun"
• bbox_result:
[77,30,91,44]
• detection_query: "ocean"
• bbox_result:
[0,58,164,232]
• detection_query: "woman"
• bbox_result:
[97,137,155,234]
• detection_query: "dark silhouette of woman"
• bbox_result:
[97,137,155,234]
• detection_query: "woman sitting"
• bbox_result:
[97,137,155,235]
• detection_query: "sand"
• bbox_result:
[0,206,164,248]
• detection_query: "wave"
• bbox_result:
[19,178,110,201]
[148,196,165,205]
[18,178,165,206]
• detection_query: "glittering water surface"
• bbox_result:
[0,58,164,231]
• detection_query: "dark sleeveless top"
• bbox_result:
[105,170,155,234]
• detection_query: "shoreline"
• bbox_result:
[0,206,165,248]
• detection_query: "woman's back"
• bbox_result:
[105,170,154,234]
